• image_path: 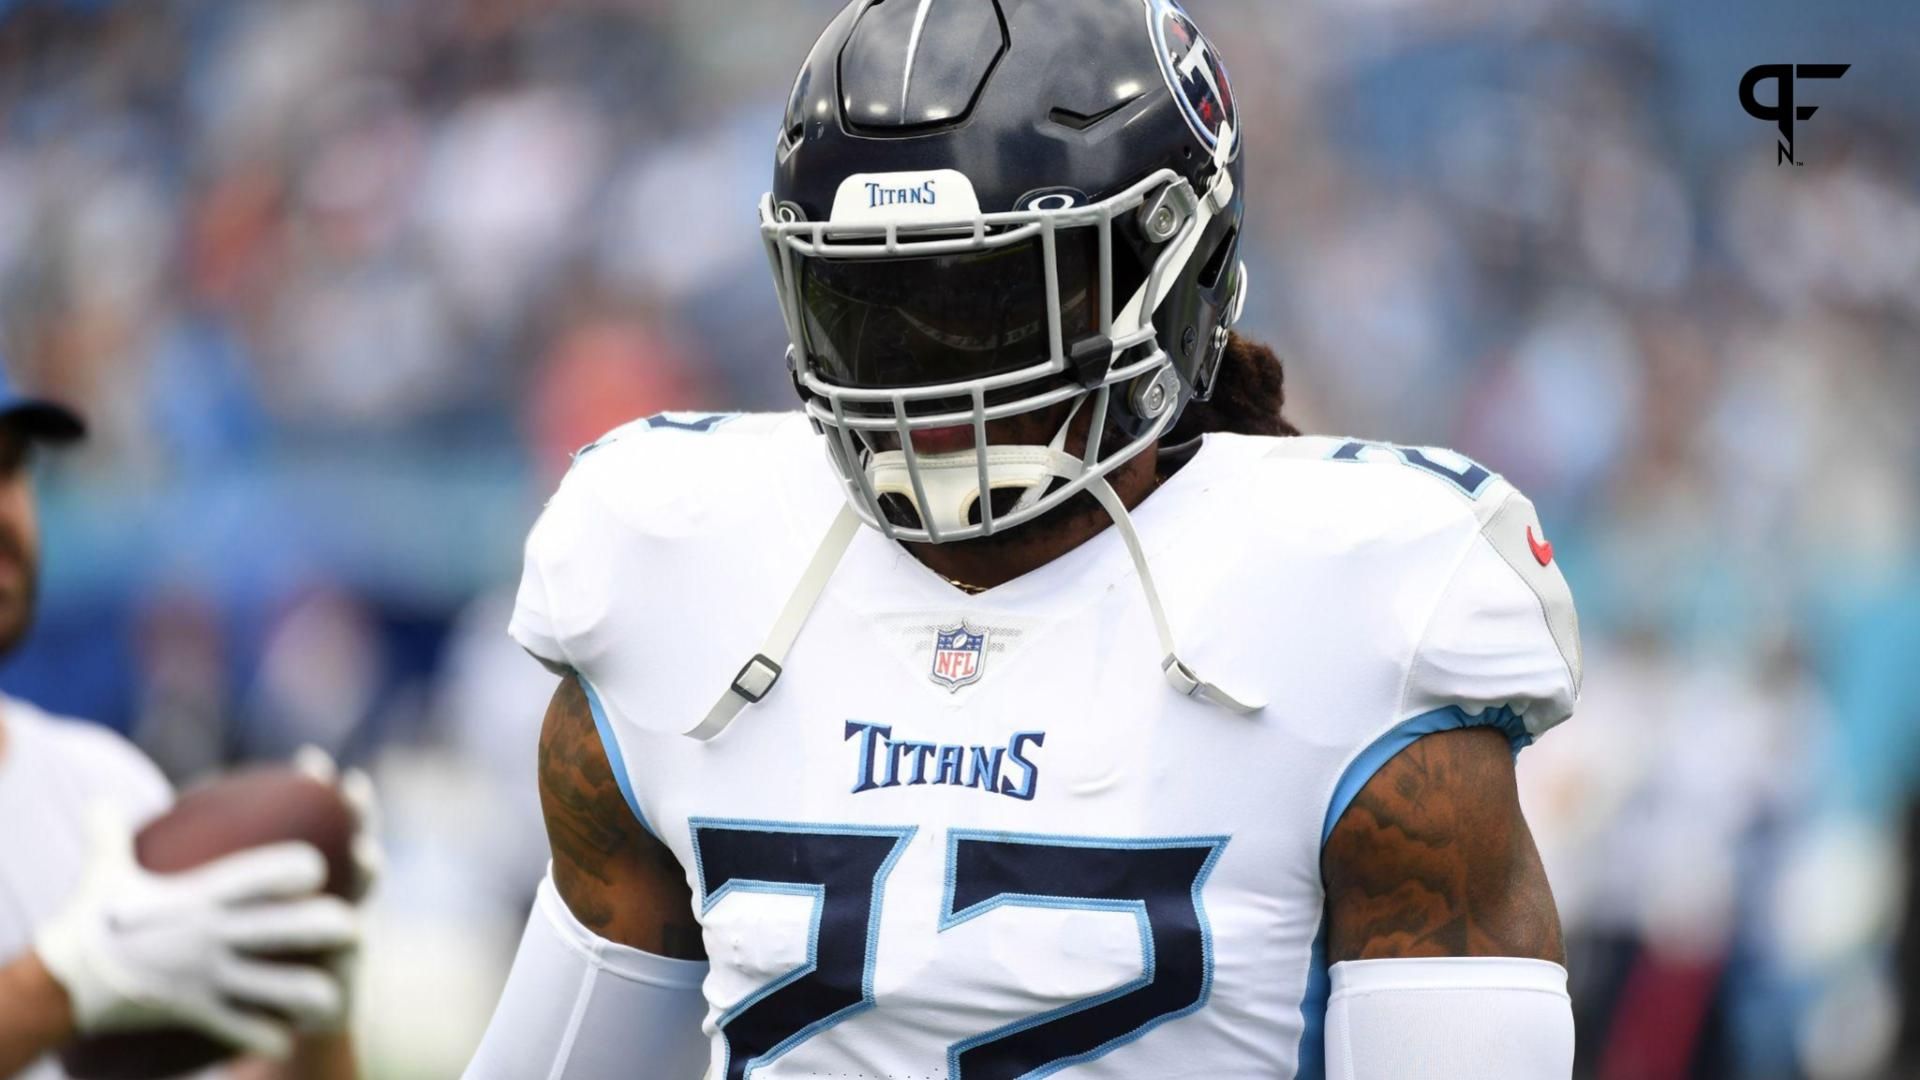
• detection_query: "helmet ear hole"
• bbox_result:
[1110,237,1149,317]
[1197,226,1238,291]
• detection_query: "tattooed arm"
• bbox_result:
[1318,727,1573,1077]
[539,674,705,960]
[464,674,710,1078]
[1324,725,1563,965]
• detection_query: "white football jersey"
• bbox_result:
[510,412,1581,1080]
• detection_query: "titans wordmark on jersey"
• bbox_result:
[510,413,1581,1080]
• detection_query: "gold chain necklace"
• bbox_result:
[941,573,988,595]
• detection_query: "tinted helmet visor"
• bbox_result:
[797,228,1101,390]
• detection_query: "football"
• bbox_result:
[59,766,357,1080]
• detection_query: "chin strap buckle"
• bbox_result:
[1163,656,1202,697]
[731,655,783,704]
[689,506,862,742]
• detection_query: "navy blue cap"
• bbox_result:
[0,360,85,444]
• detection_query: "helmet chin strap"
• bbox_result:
[1084,476,1264,715]
[690,424,1264,741]
[866,399,1085,537]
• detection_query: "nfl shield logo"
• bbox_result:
[930,624,988,692]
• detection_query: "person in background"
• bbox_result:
[0,362,377,1080]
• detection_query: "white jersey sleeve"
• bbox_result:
[507,452,628,676]
[1400,478,1582,744]
[508,412,846,745]
[1300,439,1585,854]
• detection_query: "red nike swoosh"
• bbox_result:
[1527,526,1553,567]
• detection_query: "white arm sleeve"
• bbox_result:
[1325,957,1574,1080]
[464,874,710,1080]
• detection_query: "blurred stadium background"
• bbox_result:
[0,0,1915,1077]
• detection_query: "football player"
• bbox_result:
[469,1,1580,1077]
[0,369,376,1080]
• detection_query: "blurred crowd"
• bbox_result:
[0,0,1914,1077]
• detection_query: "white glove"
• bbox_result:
[33,804,358,1060]
[291,745,383,1033]
[291,746,382,901]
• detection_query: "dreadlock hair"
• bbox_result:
[1166,332,1301,443]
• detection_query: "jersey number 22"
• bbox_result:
[688,821,1229,1080]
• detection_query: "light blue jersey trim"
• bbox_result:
[1294,920,1330,1080]
[1321,705,1530,848]
[574,673,659,841]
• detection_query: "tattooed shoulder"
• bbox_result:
[538,673,706,960]
[1322,725,1564,966]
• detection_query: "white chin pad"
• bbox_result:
[869,444,1082,535]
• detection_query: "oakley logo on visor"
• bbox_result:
[831,169,983,225]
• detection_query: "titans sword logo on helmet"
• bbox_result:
[1149,0,1237,153]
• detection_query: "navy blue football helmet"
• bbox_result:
[762,0,1248,543]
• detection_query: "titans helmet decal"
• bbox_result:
[1146,0,1238,157]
